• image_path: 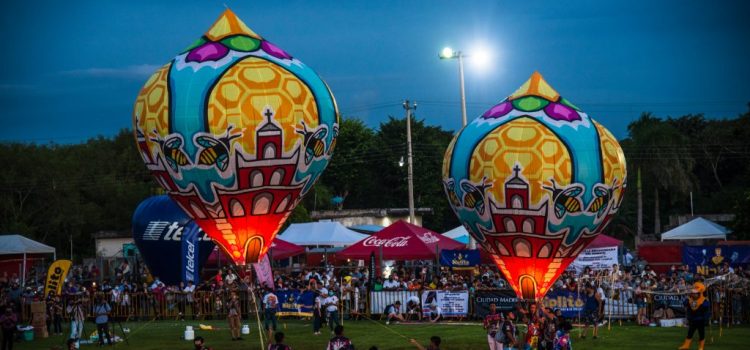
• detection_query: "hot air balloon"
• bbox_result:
[132,195,216,285]
[133,9,338,265]
[442,72,626,299]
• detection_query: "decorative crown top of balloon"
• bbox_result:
[481,71,583,123]
[182,9,291,63]
[442,72,627,299]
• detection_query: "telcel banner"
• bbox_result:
[683,245,750,275]
[421,290,469,318]
[439,249,480,268]
[45,259,72,298]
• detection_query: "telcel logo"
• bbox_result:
[142,221,211,241]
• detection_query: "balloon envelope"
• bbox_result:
[133,10,338,265]
[442,72,627,299]
[132,195,216,285]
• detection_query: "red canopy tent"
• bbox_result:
[586,234,622,249]
[338,220,463,260]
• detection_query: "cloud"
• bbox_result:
[60,64,161,79]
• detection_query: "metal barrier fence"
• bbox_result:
[17,285,746,325]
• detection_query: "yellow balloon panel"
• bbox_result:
[594,120,627,200]
[207,57,319,156]
[469,117,572,206]
[134,64,171,139]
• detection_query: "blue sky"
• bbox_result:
[1,0,748,142]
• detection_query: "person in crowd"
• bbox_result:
[580,284,601,339]
[194,336,212,350]
[268,331,292,350]
[313,288,325,335]
[324,290,340,334]
[67,296,86,348]
[483,302,503,350]
[184,280,196,320]
[50,294,64,335]
[385,300,404,325]
[679,282,711,350]
[501,311,517,350]
[409,335,441,350]
[539,308,557,350]
[406,294,422,321]
[1,307,17,350]
[327,325,353,350]
[93,296,113,346]
[227,291,242,341]
[263,289,279,341]
[553,319,573,350]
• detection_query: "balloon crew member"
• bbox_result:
[66,296,86,348]
[326,325,353,350]
[324,290,340,334]
[580,284,600,339]
[679,282,711,350]
[501,311,518,350]
[554,319,573,350]
[385,300,404,325]
[483,303,503,350]
[262,289,279,342]
[93,296,113,346]
[227,291,243,341]
[269,331,292,350]
[1,307,18,350]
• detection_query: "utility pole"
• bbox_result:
[458,54,467,127]
[403,100,417,225]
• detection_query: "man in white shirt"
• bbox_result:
[183,281,196,319]
[323,290,340,334]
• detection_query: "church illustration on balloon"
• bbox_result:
[133,9,338,266]
[443,72,627,299]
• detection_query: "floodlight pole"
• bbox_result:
[403,100,417,225]
[458,53,468,127]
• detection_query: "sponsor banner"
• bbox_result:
[276,290,316,317]
[568,246,618,273]
[369,291,419,314]
[473,289,519,318]
[362,235,411,248]
[44,260,72,298]
[368,252,376,288]
[683,245,750,275]
[421,290,469,318]
[253,254,274,289]
[181,223,203,283]
[440,249,480,268]
[540,289,585,318]
[653,294,687,311]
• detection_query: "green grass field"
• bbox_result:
[15,319,750,350]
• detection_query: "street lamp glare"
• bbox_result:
[440,47,455,59]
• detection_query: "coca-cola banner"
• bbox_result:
[362,235,412,248]
[421,290,469,318]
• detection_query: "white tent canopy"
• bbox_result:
[442,226,470,244]
[0,234,56,255]
[279,222,368,247]
[661,217,730,241]
[0,234,56,286]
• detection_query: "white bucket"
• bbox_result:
[184,326,195,341]
[241,325,250,335]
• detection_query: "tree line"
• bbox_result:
[2,107,749,258]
